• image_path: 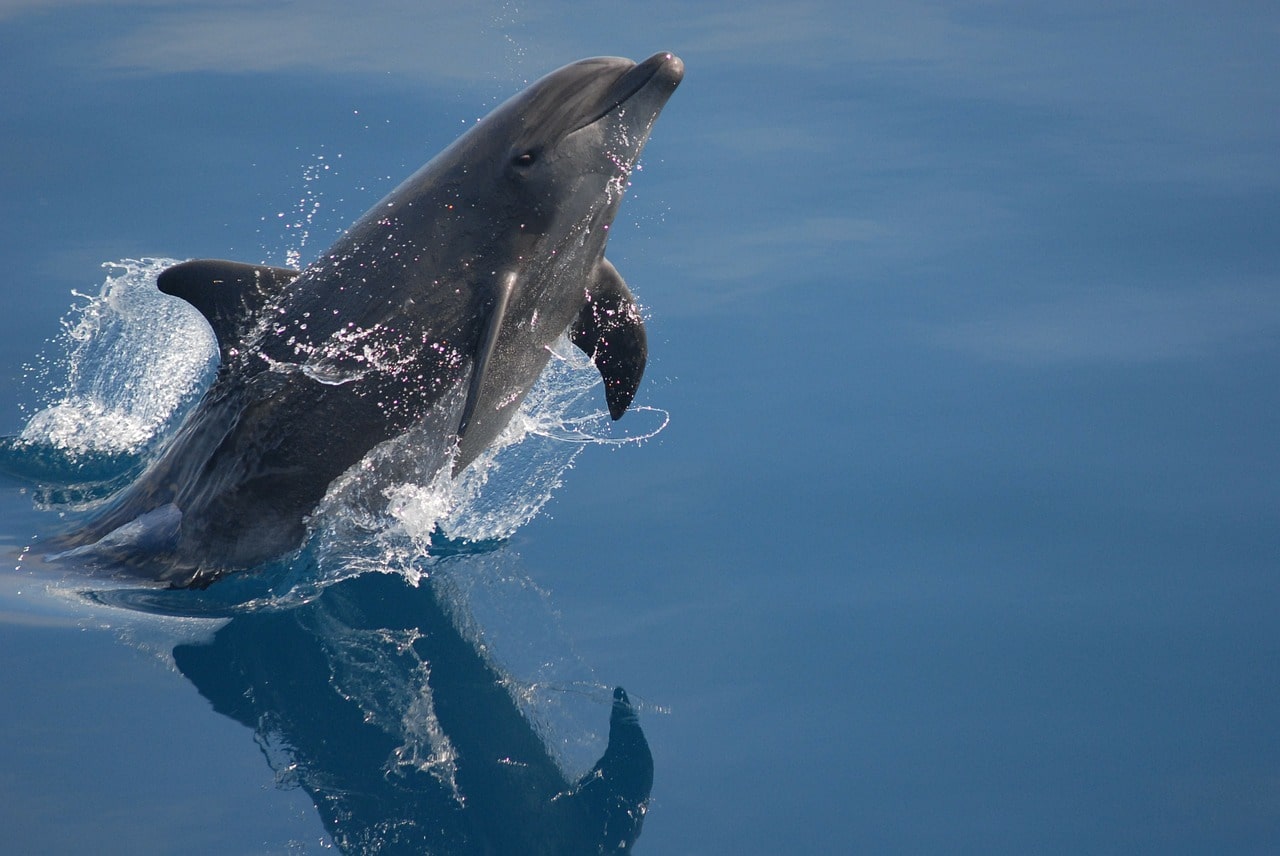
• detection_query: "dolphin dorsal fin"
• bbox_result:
[571,258,647,419]
[157,259,300,361]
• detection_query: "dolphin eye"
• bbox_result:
[512,150,537,168]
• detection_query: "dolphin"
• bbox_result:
[52,52,683,586]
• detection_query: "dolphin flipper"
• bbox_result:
[458,271,517,438]
[571,259,648,419]
[158,259,300,360]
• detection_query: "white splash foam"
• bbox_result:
[306,333,668,560]
[18,258,217,458]
[16,257,666,564]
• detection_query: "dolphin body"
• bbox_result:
[54,52,683,586]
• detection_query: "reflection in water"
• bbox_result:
[171,570,652,854]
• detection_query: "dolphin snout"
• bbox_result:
[608,52,684,107]
[644,52,684,89]
[629,52,683,96]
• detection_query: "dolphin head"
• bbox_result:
[435,53,684,470]
[471,54,686,257]
[435,52,684,244]
[497,52,685,222]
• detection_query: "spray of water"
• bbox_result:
[16,259,217,460]
[11,259,667,581]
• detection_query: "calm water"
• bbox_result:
[3,3,1279,854]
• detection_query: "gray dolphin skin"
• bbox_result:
[55,52,684,586]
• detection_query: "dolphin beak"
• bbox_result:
[649,52,685,89]
[615,52,684,107]
[570,52,684,135]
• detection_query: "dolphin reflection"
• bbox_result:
[170,570,653,853]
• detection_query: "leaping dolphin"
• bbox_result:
[52,52,684,586]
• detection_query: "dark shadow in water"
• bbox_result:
[171,570,652,854]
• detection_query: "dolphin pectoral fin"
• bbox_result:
[158,259,300,359]
[458,271,518,439]
[571,258,648,419]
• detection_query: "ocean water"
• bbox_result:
[3,3,1280,854]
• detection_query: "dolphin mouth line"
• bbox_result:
[568,53,681,135]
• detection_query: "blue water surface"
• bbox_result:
[3,3,1279,854]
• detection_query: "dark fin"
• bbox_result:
[157,259,300,360]
[570,686,654,851]
[458,271,517,439]
[571,259,647,420]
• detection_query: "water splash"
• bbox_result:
[262,149,340,270]
[302,334,667,579]
[17,259,217,458]
[9,259,666,580]
[1,260,217,502]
